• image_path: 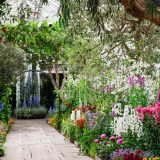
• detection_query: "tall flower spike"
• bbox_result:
[0,102,3,111]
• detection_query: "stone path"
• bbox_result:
[1,119,92,160]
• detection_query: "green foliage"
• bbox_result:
[4,21,69,90]
[78,129,101,155]
[61,119,76,142]
[0,87,12,123]
[128,87,149,108]
[96,141,109,159]
[0,44,25,85]
[121,129,143,149]
[62,77,93,106]
[88,143,97,158]
[5,21,67,65]
[0,145,5,156]
[14,107,47,119]
[140,117,160,155]
[0,133,6,144]
[122,124,160,155]
[61,76,79,106]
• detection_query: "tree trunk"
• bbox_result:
[48,66,58,89]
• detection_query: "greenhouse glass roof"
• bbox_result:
[6,0,59,22]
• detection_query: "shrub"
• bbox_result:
[0,145,5,156]
[14,107,47,119]
[88,143,97,158]
[61,119,76,142]
[78,129,101,155]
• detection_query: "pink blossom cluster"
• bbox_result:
[94,134,123,145]
[135,101,160,123]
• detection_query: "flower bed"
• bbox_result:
[47,101,160,159]
[0,118,13,156]
[47,77,160,159]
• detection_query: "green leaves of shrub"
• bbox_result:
[14,107,47,119]
[0,145,5,156]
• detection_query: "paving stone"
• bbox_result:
[1,119,92,160]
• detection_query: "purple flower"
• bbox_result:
[100,133,106,139]
[110,110,116,117]
[33,96,40,106]
[104,85,113,94]
[48,107,53,113]
[127,76,136,86]
[0,102,3,111]
[98,115,103,130]
[136,76,145,87]
[27,99,32,106]
[110,149,133,159]
[127,75,145,87]
[22,101,27,108]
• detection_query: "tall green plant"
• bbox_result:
[0,87,12,123]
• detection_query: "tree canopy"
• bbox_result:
[0,44,26,85]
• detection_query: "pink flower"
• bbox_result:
[135,90,160,124]
[109,136,115,141]
[144,106,154,116]
[100,134,106,139]
[118,135,122,139]
[116,139,123,145]
[155,101,160,108]
[134,107,143,113]
[94,139,99,143]
[135,107,145,121]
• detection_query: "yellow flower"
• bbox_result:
[152,158,160,160]
[48,117,55,126]
[8,117,13,125]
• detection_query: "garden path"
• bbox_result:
[1,119,92,160]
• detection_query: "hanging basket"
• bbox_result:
[119,0,160,25]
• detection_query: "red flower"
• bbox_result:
[75,118,85,128]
